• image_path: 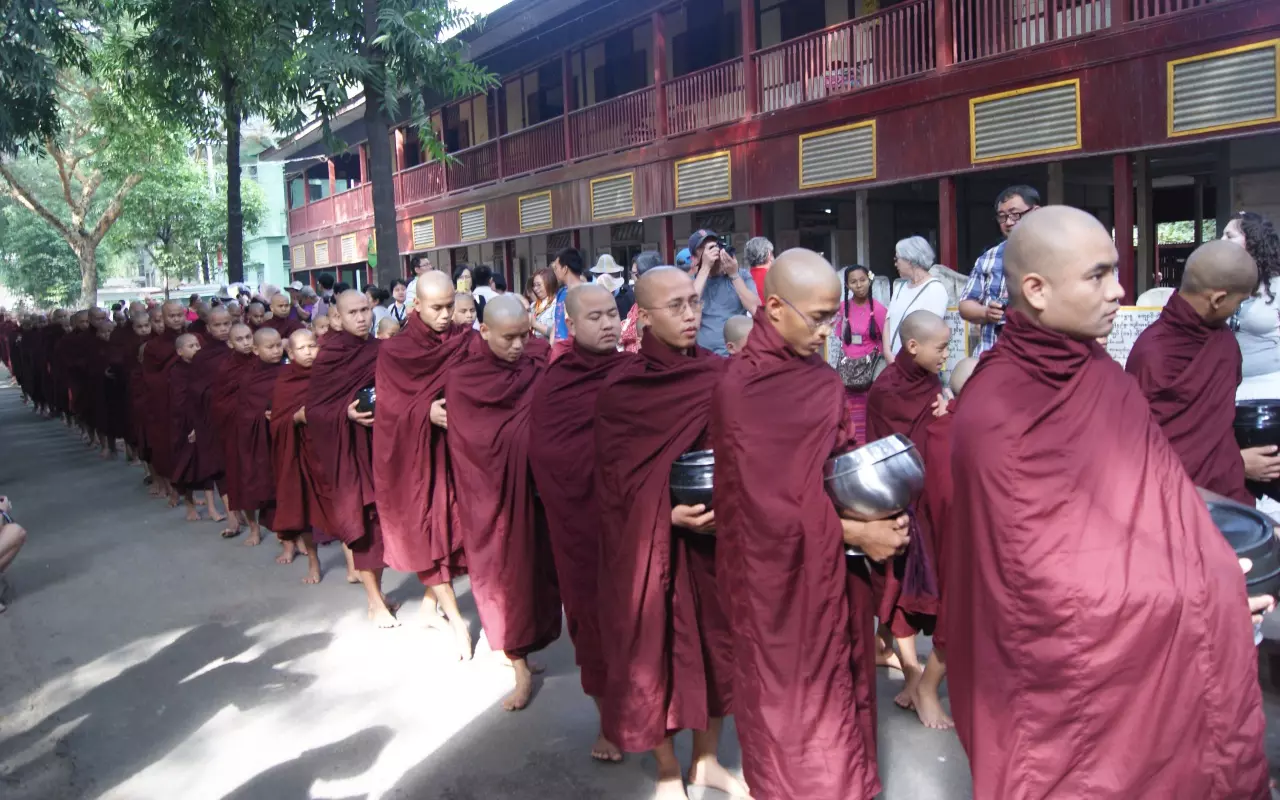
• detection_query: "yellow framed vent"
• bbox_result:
[799,121,877,189]
[340,234,357,263]
[1168,40,1279,138]
[675,151,732,208]
[411,215,436,250]
[460,205,487,242]
[291,245,305,270]
[970,79,1081,164]
[590,172,636,221]
[519,191,553,233]
[313,239,330,267]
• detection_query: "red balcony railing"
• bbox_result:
[666,60,745,137]
[288,205,309,235]
[1132,0,1218,21]
[394,160,446,206]
[332,183,372,224]
[954,0,1112,64]
[447,140,499,190]
[500,117,566,177]
[755,0,935,115]
[568,86,657,161]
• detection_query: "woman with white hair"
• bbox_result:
[884,235,948,357]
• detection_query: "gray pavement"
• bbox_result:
[0,374,1269,799]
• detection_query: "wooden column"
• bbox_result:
[1135,152,1153,296]
[938,177,958,270]
[327,158,337,196]
[1047,161,1065,205]
[663,215,675,263]
[1193,177,1204,245]
[855,190,870,266]
[1112,153,1135,302]
[750,203,764,237]
[358,143,368,184]
[301,171,311,206]
[653,11,668,139]
[1114,0,1131,25]
[393,128,405,172]
[492,90,505,179]
[934,0,954,70]
[562,51,574,161]
[741,0,758,116]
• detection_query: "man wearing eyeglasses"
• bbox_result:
[958,185,1040,355]
[689,230,760,356]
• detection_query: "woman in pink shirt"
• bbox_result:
[831,265,887,443]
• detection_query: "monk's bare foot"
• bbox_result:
[303,561,321,585]
[911,684,954,730]
[194,496,206,506]
[895,664,923,710]
[590,734,623,763]
[501,661,534,711]
[244,532,262,547]
[368,604,400,628]
[876,645,903,672]
[99,448,111,459]
[208,510,226,523]
[185,507,201,522]
[166,493,179,509]
[345,572,360,584]
[688,757,750,798]
[147,484,162,497]
[655,774,688,800]
[495,652,544,673]
[276,540,297,564]
[452,619,473,662]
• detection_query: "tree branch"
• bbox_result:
[77,169,104,215]
[89,174,144,244]
[44,135,75,211]
[0,163,76,243]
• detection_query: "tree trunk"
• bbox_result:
[363,0,402,287]
[223,66,244,286]
[77,242,98,307]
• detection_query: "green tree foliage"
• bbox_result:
[0,0,91,154]
[0,198,83,307]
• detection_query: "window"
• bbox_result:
[282,244,292,268]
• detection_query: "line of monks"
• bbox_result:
[0,205,1274,800]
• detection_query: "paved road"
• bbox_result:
[0,376,1273,799]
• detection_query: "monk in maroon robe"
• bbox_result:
[445,295,561,711]
[713,250,910,800]
[594,267,745,799]
[126,314,156,483]
[264,293,304,338]
[307,290,395,626]
[529,284,632,761]
[231,328,284,546]
[374,272,472,652]
[141,301,188,504]
[949,206,1271,798]
[270,329,327,583]
[211,324,256,537]
[863,309,950,708]
[168,334,219,520]
[245,301,268,331]
[1126,240,1258,505]
[188,302,209,341]
[53,311,91,436]
[186,307,234,520]
[106,310,143,461]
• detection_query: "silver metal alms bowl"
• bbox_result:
[824,434,925,523]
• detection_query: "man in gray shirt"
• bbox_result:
[688,229,759,355]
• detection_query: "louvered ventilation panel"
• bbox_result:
[1170,42,1279,137]
[675,152,731,208]
[971,80,1080,164]
[313,240,329,267]
[591,173,635,221]
[460,206,486,242]
[519,192,553,232]
[291,245,305,269]
[340,234,357,263]
[799,122,876,189]
[411,216,436,250]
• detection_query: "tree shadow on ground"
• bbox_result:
[221,725,394,800]
[0,623,332,799]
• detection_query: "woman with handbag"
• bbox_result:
[832,265,887,443]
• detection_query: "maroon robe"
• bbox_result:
[712,309,879,800]
[594,331,733,753]
[264,315,304,338]
[81,335,111,437]
[1125,292,1251,504]
[128,332,155,457]
[445,335,560,657]
[141,329,182,478]
[53,329,89,419]
[307,330,382,569]
[529,341,635,698]
[373,315,472,582]
[233,359,282,519]
[864,348,945,636]
[948,311,1268,798]
[270,363,333,537]
[188,318,208,341]
[106,326,142,445]
[167,359,214,489]
[188,343,231,487]
[211,351,256,506]
[916,406,956,651]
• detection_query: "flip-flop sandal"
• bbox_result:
[220,528,242,539]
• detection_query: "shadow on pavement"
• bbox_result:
[221,725,394,800]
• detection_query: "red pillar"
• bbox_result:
[663,216,675,264]
[393,129,405,172]
[327,158,337,195]
[1113,154,1136,302]
[750,203,764,237]
[935,0,954,70]
[653,11,668,139]
[572,229,581,251]
[741,0,758,116]
[938,177,958,270]
[1114,0,1131,25]
[562,51,574,161]
[358,143,368,184]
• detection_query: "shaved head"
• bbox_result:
[1182,239,1257,295]
[565,284,621,354]
[634,266,690,309]
[723,315,753,355]
[761,248,842,357]
[288,329,319,368]
[128,301,145,317]
[161,300,186,332]
[269,293,292,318]
[565,283,614,320]
[175,333,201,362]
[636,267,701,350]
[253,327,281,347]
[483,294,527,327]
[949,357,977,396]
[229,323,254,354]
[901,310,950,375]
[253,326,284,364]
[764,248,841,298]
[175,333,198,349]
[899,309,949,345]
[480,294,531,362]
[1005,205,1122,340]
[415,271,457,332]
[206,307,232,342]
[334,289,372,338]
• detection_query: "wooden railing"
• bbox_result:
[332,183,372,225]
[500,117,566,177]
[394,160,446,206]
[1132,0,1218,21]
[666,60,745,137]
[287,205,310,235]
[568,86,656,161]
[954,0,1113,63]
[446,140,499,190]
[754,0,935,115]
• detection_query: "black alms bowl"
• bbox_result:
[355,385,376,416]
[670,449,714,510]
[1234,400,1280,500]
[1207,497,1280,600]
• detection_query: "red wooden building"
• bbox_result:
[264,0,1280,301]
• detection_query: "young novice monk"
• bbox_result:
[375,317,400,339]
[270,329,326,584]
[233,328,285,546]
[722,315,753,356]
[169,333,220,521]
[452,293,478,328]
[311,314,331,337]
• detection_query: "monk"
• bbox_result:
[311,313,330,337]
[373,272,471,650]
[270,329,327,583]
[948,206,1271,797]
[594,267,745,799]
[233,328,285,546]
[188,302,211,340]
[722,314,752,356]
[452,293,477,327]
[529,284,631,761]
[713,249,910,799]
[226,300,243,324]
[307,290,396,626]
[1126,240,1258,504]
[445,295,561,710]
[864,308,950,707]
[141,301,187,505]
[211,323,257,537]
[245,301,268,330]
[375,317,400,339]
[106,305,145,464]
[168,333,222,521]
[87,317,117,458]
[126,313,155,482]
[264,293,304,338]
[187,308,234,521]
[53,311,91,440]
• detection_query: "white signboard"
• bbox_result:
[944,306,970,375]
[1104,306,1164,367]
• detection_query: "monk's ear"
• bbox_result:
[1207,289,1230,313]
[764,295,786,325]
[906,338,921,356]
[479,323,491,342]
[1021,272,1050,312]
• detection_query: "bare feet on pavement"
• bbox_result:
[502,660,534,711]
[276,540,297,564]
[895,664,923,710]
[590,734,623,763]
[688,757,751,798]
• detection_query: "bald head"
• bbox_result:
[128,301,145,317]
[635,266,692,309]
[1182,239,1257,296]
[229,323,254,354]
[566,284,622,354]
[161,300,186,332]
[764,248,841,299]
[175,332,200,362]
[900,310,949,345]
[269,293,291,318]
[565,283,615,320]
[288,329,319,368]
[723,315,753,355]
[483,294,527,328]
[253,326,284,364]
[901,310,950,375]
[416,271,455,304]
[760,248,842,357]
[636,267,700,351]
[480,294,531,362]
[334,289,372,338]
[206,306,232,342]
[175,333,198,349]
[415,272,457,332]
[949,357,977,396]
